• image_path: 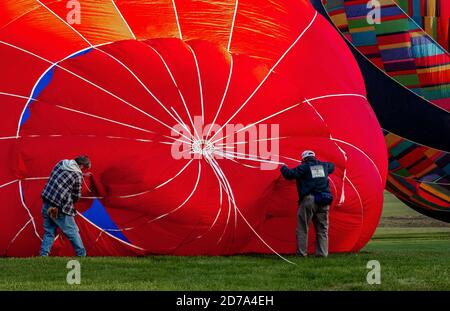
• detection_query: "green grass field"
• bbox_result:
[1,192,449,290]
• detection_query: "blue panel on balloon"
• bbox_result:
[20,49,92,128]
[83,199,129,243]
[20,67,55,127]
[69,48,92,59]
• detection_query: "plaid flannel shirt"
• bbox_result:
[41,161,82,216]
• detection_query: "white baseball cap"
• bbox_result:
[301,150,315,160]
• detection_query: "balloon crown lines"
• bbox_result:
[170,116,281,171]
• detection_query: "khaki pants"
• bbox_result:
[296,194,329,257]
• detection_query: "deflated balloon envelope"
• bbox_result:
[0,0,387,256]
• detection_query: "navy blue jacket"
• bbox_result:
[280,158,335,202]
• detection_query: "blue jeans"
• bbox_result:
[40,202,86,256]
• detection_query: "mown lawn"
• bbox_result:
[0,192,449,290]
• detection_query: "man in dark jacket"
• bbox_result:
[280,150,335,257]
[40,156,91,256]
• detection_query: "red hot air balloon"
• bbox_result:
[0,0,387,258]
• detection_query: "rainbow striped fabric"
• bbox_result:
[320,0,450,217]
[385,131,449,211]
[323,0,450,111]
[394,0,449,52]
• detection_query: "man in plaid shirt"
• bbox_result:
[40,155,91,256]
